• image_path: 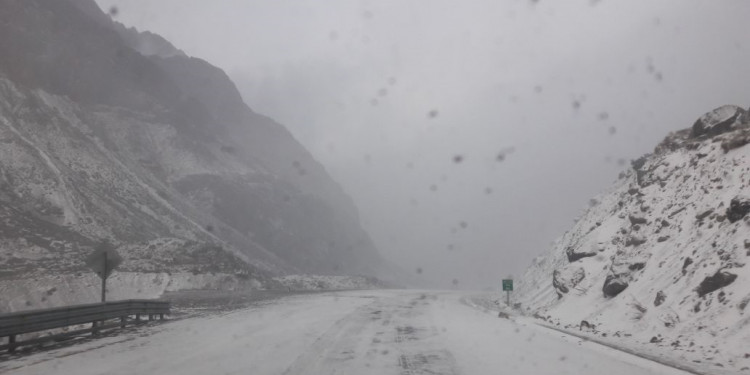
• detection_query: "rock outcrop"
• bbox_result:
[516,104,750,373]
[726,195,750,223]
[690,105,746,138]
[696,270,738,297]
[553,267,585,297]
[565,247,597,262]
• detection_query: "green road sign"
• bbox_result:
[502,279,513,291]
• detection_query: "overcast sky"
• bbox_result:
[96,0,750,289]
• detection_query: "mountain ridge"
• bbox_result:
[0,0,397,312]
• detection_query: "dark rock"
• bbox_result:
[657,236,670,243]
[553,270,569,296]
[631,156,648,171]
[668,206,687,218]
[565,247,597,262]
[726,196,750,223]
[631,155,650,186]
[654,128,691,154]
[654,291,666,307]
[603,274,629,297]
[650,336,662,343]
[553,267,585,297]
[696,209,714,221]
[628,262,646,271]
[625,235,647,247]
[691,105,745,138]
[629,215,648,226]
[696,270,737,297]
[579,320,595,331]
[721,128,750,152]
[718,291,726,303]
[682,257,693,275]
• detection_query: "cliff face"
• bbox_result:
[517,105,750,373]
[0,0,389,285]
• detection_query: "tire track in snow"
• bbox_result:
[281,293,460,375]
[280,299,381,374]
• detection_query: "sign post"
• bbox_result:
[502,279,513,306]
[85,241,123,302]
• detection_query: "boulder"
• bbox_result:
[603,274,629,297]
[696,270,737,297]
[654,291,666,307]
[628,262,646,271]
[565,246,597,262]
[726,195,750,223]
[691,105,745,138]
[695,209,714,221]
[579,320,595,331]
[625,235,647,247]
[682,257,693,273]
[553,267,585,297]
[628,214,647,226]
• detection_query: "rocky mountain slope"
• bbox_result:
[517,104,750,373]
[0,0,394,311]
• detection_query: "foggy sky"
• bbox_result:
[96,0,750,289]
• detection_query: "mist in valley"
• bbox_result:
[95,0,750,289]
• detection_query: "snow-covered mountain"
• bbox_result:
[0,0,395,311]
[517,104,750,373]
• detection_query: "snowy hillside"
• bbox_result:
[517,105,750,373]
[0,0,397,312]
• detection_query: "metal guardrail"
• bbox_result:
[0,300,170,353]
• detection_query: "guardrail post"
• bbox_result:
[120,316,126,328]
[135,314,141,324]
[92,321,99,336]
[159,313,164,320]
[8,335,16,353]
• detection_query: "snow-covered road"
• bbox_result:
[2,290,690,375]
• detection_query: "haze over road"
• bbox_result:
[3,291,689,375]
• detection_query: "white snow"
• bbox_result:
[0,290,691,375]
[516,117,750,373]
[273,274,383,291]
